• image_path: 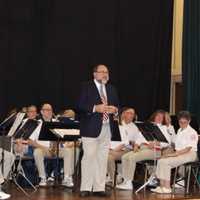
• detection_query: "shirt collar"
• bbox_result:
[94,79,101,88]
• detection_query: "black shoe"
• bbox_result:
[79,191,90,197]
[93,191,111,197]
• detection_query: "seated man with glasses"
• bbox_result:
[28,103,75,187]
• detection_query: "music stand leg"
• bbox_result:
[72,140,77,192]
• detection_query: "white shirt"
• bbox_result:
[94,79,109,123]
[110,121,144,149]
[94,79,107,100]
[175,125,198,151]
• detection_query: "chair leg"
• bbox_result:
[194,167,200,189]
[143,164,149,192]
[114,162,118,187]
[172,167,178,194]
[186,165,191,194]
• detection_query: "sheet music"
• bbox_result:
[0,112,16,127]
[7,112,26,137]
[51,128,80,138]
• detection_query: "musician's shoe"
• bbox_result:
[151,186,172,194]
[116,180,133,190]
[39,178,47,186]
[93,191,111,197]
[147,177,158,188]
[0,191,10,199]
[62,176,74,187]
[79,191,90,197]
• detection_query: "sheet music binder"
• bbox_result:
[14,119,39,140]
[0,112,17,134]
[135,122,168,143]
[39,121,80,141]
[111,120,121,141]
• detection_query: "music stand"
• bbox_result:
[39,121,80,189]
[135,122,168,143]
[111,120,122,141]
[134,122,169,193]
[14,119,39,140]
[10,118,39,197]
[0,112,17,133]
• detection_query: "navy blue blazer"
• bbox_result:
[78,80,119,139]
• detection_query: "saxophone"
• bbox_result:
[49,141,57,156]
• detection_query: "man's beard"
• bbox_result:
[99,77,109,84]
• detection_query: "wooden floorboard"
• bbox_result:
[4,184,200,200]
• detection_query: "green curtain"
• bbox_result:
[183,0,200,122]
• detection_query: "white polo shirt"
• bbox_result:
[110,121,144,149]
[175,125,198,151]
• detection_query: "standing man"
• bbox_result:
[78,64,119,197]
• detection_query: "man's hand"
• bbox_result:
[133,144,139,152]
[161,152,177,159]
[114,144,125,151]
[27,139,34,146]
[148,141,155,149]
[95,104,107,113]
[105,105,118,114]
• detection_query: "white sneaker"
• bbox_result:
[116,174,123,184]
[47,176,54,182]
[151,186,172,194]
[39,178,47,186]
[105,176,113,187]
[162,187,172,194]
[106,175,112,184]
[0,191,11,199]
[116,180,133,190]
[175,180,185,188]
[62,176,74,187]
[148,177,158,187]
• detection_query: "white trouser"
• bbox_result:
[80,124,111,192]
[34,147,79,178]
[121,146,154,181]
[0,149,15,183]
[156,151,197,181]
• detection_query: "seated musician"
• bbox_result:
[116,110,173,190]
[0,145,15,199]
[60,109,80,186]
[28,103,75,187]
[0,110,17,199]
[106,107,142,186]
[151,111,198,194]
[14,105,38,156]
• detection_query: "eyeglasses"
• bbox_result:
[27,110,37,113]
[96,71,109,74]
[42,109,52,112]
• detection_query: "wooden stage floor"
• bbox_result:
[4,184,200,200]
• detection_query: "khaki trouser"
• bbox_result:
[80,124,111,192]
[0,149,15,183]
[34,147,79,178]
[121,146,154,181]
[107,149,130,183]
[156,151,197,181]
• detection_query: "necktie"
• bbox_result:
[100,84,109,122]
